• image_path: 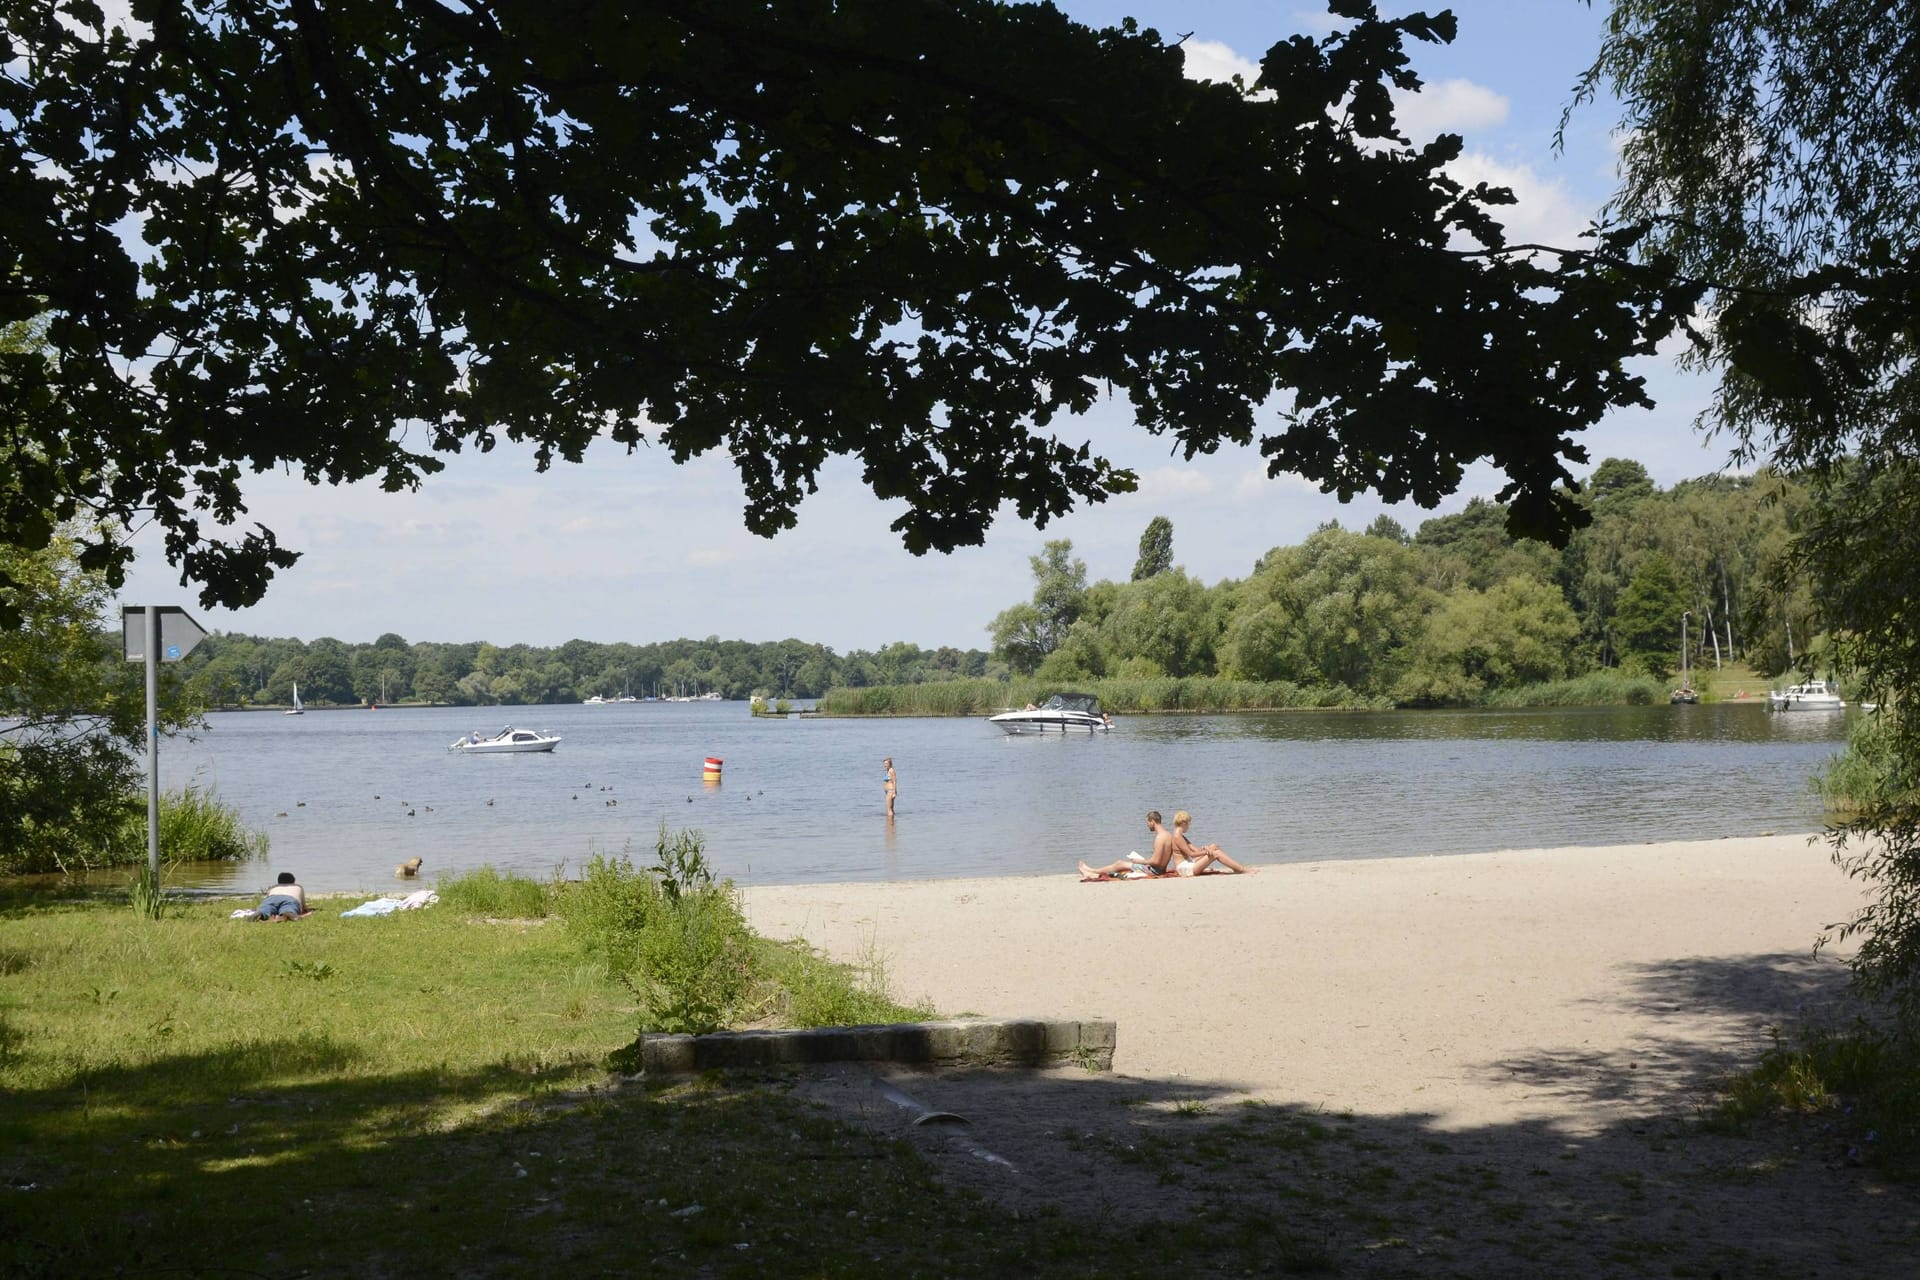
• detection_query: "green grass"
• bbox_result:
[0,886,1310,1278]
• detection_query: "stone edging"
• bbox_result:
[633,1017,1115,1075]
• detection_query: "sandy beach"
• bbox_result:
[745,834,1920,1275]
[747,834,1861,1130]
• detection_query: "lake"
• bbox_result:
[152,699,1851,894]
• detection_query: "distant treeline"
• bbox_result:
[968,459,1813,707]
[179,458,1812,712]
[178,634,995,708]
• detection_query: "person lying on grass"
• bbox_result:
[1079,811,1184,880]
[256,871,310,921]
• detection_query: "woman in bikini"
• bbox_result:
[1171,811,1256,874]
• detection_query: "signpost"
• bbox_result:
[122,606,209,877]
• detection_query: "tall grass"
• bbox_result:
[155,787,268,863]
[1819,712,1912,815]
[435,863,553,918]
[818,677,1387,716]
[1481,671,1669,708]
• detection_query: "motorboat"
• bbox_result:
[987,692,1112,734]
[449,725,562,753]
[583,694,608,705]
[1768,679,1846,711]
[285,683,304,715]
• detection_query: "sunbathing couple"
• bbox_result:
[1079,810,1256,880]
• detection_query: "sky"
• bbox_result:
[112,1,1736,654]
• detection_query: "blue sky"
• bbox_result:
[115,2,1732,653]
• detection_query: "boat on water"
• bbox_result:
[987,692,1113,735]
[583,694,608,705]
[449,725,562,754]
[285,683,304,715]
[1768,679,1846,711]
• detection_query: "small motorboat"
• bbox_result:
[1670,687,1699,705]
[987,692,1112,735]
[450,725,562,753]
[1768,679,1846,711]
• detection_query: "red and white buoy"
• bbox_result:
[702,756,723,784]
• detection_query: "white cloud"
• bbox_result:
[1135,465,1214,497]
[1234,466,1321,504]
[1393,79,1509,139]
[1443,151,1594,251]
[1179,38,1261,87]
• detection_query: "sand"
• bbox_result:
[742,835,1920,1275]
[747,834,1860,1130]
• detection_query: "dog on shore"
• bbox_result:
[396,856,423,878]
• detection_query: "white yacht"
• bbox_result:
[449,725,562,753]
[987,692,1112,735]
[1768,679,1846,711]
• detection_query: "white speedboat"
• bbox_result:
[1768,679,1846,711]
[987,692,1112,735]
[449,725,562,753]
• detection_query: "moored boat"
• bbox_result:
[1767,679,1845,711]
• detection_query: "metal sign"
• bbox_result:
[122,605,208,663]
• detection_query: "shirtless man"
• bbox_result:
[256,871,308,921]
[1080,811,1183,880]
[1171,811,1257,874]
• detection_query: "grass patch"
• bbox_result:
[1711,1021,1920,1172]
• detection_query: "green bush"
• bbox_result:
[437,865,553,918]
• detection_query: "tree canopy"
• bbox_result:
[1579,0,1920,1015]
[1,0,1691,622]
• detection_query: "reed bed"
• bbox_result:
[1482,671,1670,708]
[816,678,1387,716]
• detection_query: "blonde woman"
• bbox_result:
[883,757,897,819]
[1172,811,1256,874]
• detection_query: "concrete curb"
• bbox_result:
[633,1017,1116,1075]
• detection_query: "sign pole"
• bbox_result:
[120,603,208,880]
[146,604,161,878]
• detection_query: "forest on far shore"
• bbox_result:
[174,458,1819,710]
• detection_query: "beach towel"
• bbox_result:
[341,890,438,917]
